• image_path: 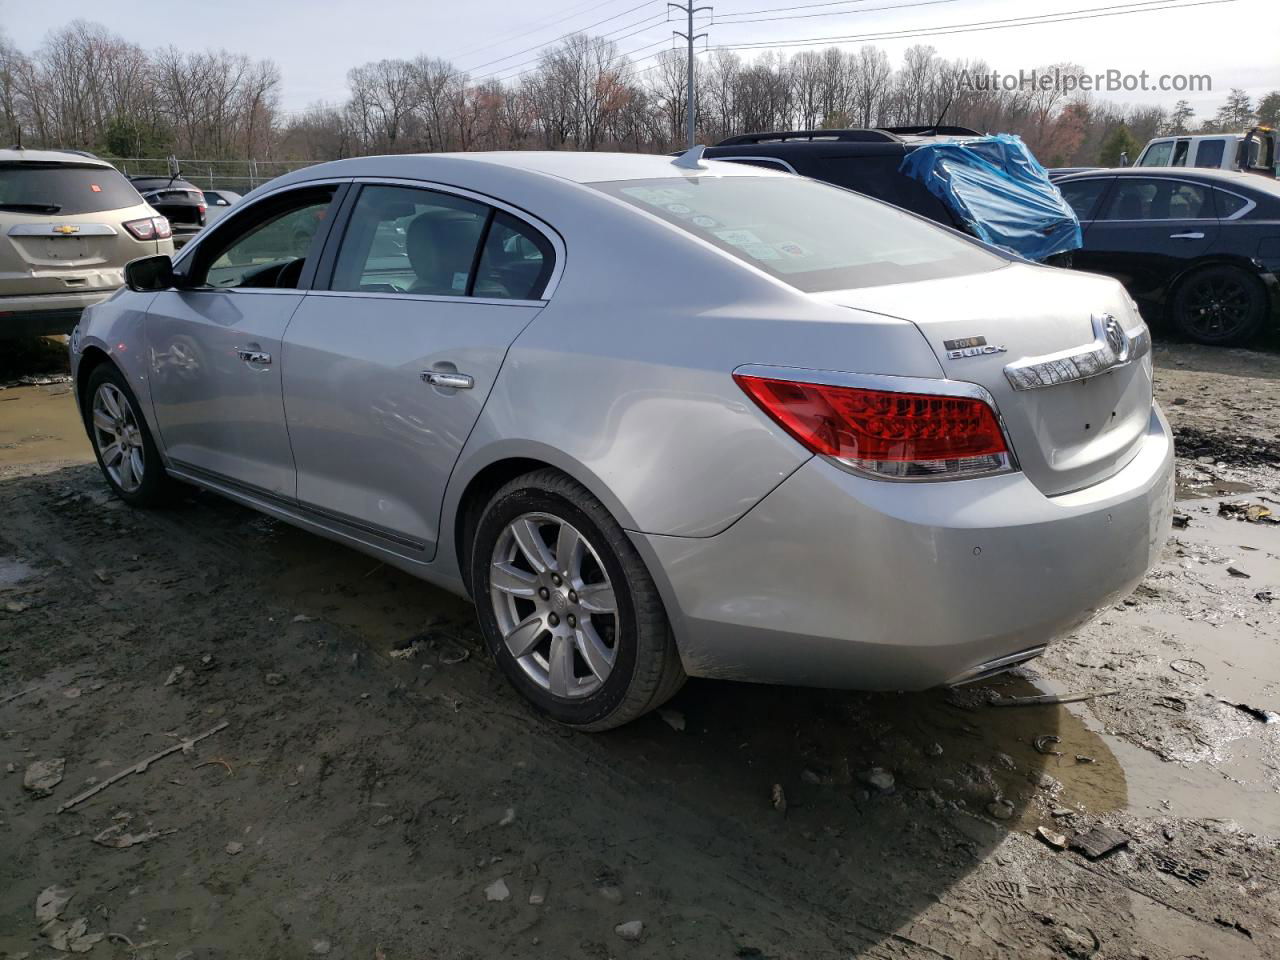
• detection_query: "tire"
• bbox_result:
[470,469,685,731]
[83,363,175,508]
[1172,265,1268,346]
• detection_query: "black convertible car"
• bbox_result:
[1055,168,1280,345]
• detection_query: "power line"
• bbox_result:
[463,0,659,71]
[716,0,881,15]
[475,16,669,83]
[446,0,648,61]
[717,0,958,26]
[709,0,1240,50]
[479,13,712,85]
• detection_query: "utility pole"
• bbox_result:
[668,2,711,150]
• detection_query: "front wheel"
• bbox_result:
[83,363,175,507]
[1172,265,1268,346]
[471,469,684,731]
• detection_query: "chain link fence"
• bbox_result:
[111,157,323,192]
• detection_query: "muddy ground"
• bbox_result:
[1,338,1278,960]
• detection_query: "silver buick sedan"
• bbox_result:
[70,151,1173,730]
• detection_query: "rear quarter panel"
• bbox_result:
[442,185,946,566]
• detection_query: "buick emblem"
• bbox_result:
[1103,314,1129,361]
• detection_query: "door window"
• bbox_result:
[1194,139,1226,168]
[1099,179,1210,220]
[1171,140,1191,166]
[331,185,489,296]
[1057,178,1110,220]
[329,184,556,299]
[1137,140,1173,166]
[194,187,338,289]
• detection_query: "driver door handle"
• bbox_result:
[421,371,474,390]
[1169,231,1205,240]
[236,348,272,364]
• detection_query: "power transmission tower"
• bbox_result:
[668,2,711,150]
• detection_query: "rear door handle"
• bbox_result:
[421,371,474,390]
[1169,232,1205,239]
[236,348,272,364]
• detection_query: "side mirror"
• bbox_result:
[125,254,175,292]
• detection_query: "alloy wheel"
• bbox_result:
[489,512,619,699]
[91,382,146,493]
[1184,275,1251,340]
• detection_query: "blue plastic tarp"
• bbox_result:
[898,134,1081,262]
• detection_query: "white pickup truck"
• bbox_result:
[1134,126,1277,176]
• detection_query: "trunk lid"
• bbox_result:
[817,262,1154,496]
[1,212,145,297]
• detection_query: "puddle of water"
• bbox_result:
[0,558,38,590]
[1027,494,1280,836]
[0,385,91,467]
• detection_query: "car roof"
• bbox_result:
[0,147,113,167]
[1057,167,1280,193]
[271,151,788,189]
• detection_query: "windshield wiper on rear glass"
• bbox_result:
[0,202,63,213]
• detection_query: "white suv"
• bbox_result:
[0,148,174,338]
[1135,127,1277,176]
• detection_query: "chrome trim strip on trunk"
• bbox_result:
[8,222,120,236]
[1003,313,1151,392]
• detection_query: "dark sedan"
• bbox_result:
[1056,168,1280,345]
[129,176,207,245]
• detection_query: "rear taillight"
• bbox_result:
[734,373,1015,480]
[123,216,171,241]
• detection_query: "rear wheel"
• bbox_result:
[1172,265,1267,346]
[471,469,684,731]
[84,364,174,508]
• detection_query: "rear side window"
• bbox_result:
[1214,189,1250,218]
[1194,139,1226,168]
[593,175,1003,292]
[474,211,555,300]
[0,163,141,215]
[1057,178,1110,220]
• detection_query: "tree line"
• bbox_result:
[2,20,1277,170]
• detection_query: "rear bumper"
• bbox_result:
[0,290,115,338]
[637,404,1174,690]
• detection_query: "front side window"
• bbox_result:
[195,186,337,289]
[1099,179,1210,220]
[593,176,1003,292]
[330,184,554,300]
[1194,139,1226,168]
[0,163,141,215]
[1171,140,1191,166]
[1137,140,1174,166]
[1057,178,1110,221]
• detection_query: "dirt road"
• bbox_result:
[1,341,1278,959]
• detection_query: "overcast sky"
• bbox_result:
[2,0,1276,120]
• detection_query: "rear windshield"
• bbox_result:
[592,176,1003,292]
[0,163,142,215]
